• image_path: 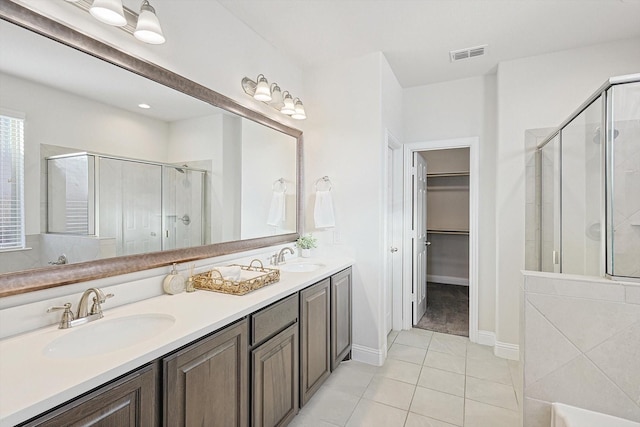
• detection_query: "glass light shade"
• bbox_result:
[254,75,272,102]
[270,84,283,105]
[291,98,306,120]
[90,0,127,26]
[134,2,166,44]
[280,92,295,115]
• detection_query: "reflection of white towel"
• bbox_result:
[314,190,335,228]
[267,191,286,226]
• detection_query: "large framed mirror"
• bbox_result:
[0,2,303,296]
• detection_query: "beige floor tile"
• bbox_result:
[388,330,400,350]
[466,357,512,385]
[465,376,519,411]
[376,358,423,384]
[418,366,465,397]
[410,387,464,426]
[289,413,342,427]
[323,361,376,397]
[300,387,360,426]
[388,343,428,365]
[395,330,433,349]
[423,350,466,374]
[466,342,495,361]
[345,399,408,427]
[405,412,459,427]
[507,359,523,405]
[463,399,519,427]
[429,333,469,357]
[363,376,416,410]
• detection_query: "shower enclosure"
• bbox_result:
[537,74,640,280]
[47,153,206,256]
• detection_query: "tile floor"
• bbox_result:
[289,328,522,427]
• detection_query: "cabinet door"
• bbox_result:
[252,323,299,427]
[299,278,330,406]
[331,267,352,371]
[164,319,248,427]
[23,363,158,427]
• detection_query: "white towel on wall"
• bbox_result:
[314,190,335,228]
[267,190,286,226]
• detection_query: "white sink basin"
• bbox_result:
[279,263,324,273]
[43,313,175,359]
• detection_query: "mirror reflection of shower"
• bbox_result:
[47,153,207,257]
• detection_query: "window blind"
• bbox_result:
[0,114,25,250]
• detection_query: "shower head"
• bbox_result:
[173,164,188,174]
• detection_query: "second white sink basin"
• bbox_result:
[43,313,175,359]
[279,263,324,273]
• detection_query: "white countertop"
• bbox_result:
[0,257,353,426]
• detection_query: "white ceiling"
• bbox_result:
[216,0,640,88]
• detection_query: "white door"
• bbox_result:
[386,147,394,334]
[412,152,428,324]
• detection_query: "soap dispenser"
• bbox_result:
[163,263,186,295]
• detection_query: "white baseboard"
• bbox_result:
[495,340,520,361]
[426,274,469,286]
[476,330,519,361]
[477,330,496,346]
[351,344,384,366]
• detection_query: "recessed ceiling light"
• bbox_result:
[138,103,151,109]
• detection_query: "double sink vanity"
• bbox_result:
[0,256,353,426]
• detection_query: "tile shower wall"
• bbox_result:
[521,272,640,426]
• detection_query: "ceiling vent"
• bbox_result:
[449,44,488,62]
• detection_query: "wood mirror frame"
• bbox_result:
[0,2,303,297]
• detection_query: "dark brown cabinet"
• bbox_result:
[250,294,299,427]
[251,323,299,427]
[163,319,248,427]
[299,278,331,406]
[331,267,352,371]
[21,363,158,427]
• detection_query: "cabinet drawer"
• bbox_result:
[251,294,298,345]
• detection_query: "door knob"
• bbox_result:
[425,241,431,246]
[390,247,398,253]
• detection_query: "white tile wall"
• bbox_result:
[522,272,640,425]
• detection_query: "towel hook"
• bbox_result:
[315,176,332,191]
[272,178,287,193]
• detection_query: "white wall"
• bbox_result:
[403,76,497,333]
[303,52,402,363]
[495,37,640,348]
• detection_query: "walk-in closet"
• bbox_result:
[416,148,470,336]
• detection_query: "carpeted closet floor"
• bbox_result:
[415,282,469,337]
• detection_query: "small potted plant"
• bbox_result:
[296,234,317,258]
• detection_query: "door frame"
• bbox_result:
[401,137,479,343]
[384,130,404,335]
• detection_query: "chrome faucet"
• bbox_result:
[47,287,114,329]
[276,247,295,265]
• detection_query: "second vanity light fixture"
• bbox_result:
[64,0,166,45]
[242,74,306,120]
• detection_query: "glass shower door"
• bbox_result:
[163,166,205,250]
[560,97,603,276]
[99,158,162,256]
[607,82,640,278]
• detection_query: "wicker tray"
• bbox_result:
[193,259,280,296]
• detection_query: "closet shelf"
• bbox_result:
[426,171,469,178]
[427,229,469,235]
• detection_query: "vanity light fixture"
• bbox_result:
[89,0,127,27]
[65,0,166,45]
[134,1,165,44]
[241,75,306,120]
